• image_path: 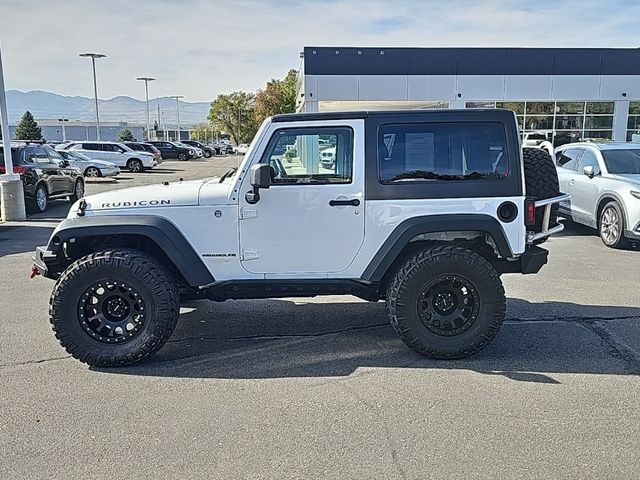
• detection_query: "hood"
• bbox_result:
[79,179,209,213]
[609,174,640,187]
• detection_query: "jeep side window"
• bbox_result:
[378,122,509,183]
[261,127,353,185]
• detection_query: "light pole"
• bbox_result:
[57,118,69,141]
[169,95,184,141]
[0,41,26,221]
[136,77,155,140]
[79,53,106,141]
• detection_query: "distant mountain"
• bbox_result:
[6,90,210,127]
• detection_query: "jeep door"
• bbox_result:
[238,120,365,275]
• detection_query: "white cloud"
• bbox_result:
[1,0,639,101]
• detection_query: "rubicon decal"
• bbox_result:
[101,200,171,208]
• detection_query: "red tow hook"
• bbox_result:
[30,266,41,279]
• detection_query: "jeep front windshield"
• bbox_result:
[601,149,640,174]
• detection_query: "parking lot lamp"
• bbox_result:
[136,77,155,141]
[79,53,106,141]
[57,118,69,141]
[169,95,184,141]
[0,41,26,220]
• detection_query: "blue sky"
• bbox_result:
[1,0,638,101]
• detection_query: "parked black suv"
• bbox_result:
[181,140,215,158]
[0,142,85,213]
[146,141,194,161]
[124,142,163,163]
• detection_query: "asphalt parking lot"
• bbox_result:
[1,155,639,479]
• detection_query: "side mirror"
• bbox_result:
[583,165,596,178]
[250,163,272,189]
[246,164,273,204]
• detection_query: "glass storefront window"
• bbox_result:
[526,102,554,114]
[524,116,554,130]
[556,102,584,114]
[583,130,612,140]
[628,116,640,130]
[555,115,584,130]
[585,116,614,129]
[465,101,495,108]
[629,102,640,115]
[495,102,525,114]
[586,102,614,114]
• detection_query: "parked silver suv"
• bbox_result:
[555,142,640,248]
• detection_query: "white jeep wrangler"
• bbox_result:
[33,109,567,366]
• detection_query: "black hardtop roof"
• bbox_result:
[272,108,514,123]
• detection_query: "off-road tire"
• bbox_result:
[522,147,560,243]
[387,246,506,358]
[49,248,180,367]
[599,201,629,249]
[127,159,144,173]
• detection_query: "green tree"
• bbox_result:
[254,69,298,125]
[118,128,134,142]
[190,122,217,142]
[208,91,257,145]
[14,111,42,140]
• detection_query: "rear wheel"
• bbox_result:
[31,183,49,213]
[599,201,629,249]
[387,246,506,358]
[204,151,212,158]
[49,248,180,367]
[127,159,144,173]
[522,147,560,243]
[177,152,187,161]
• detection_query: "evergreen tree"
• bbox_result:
[14,111,42,140]
[118,128,134,142]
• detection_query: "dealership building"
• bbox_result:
[297,47,640,145]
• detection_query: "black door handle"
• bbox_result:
[329,198,360,207]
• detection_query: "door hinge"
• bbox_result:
[239,207,258,220]
[241,249,259,261]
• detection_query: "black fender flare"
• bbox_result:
[361,214,513,282]
[48,215,214,286]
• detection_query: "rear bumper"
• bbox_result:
[495,245,548,275]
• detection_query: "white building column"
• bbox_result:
[613,100,629,142]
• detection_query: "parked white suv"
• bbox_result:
[62,141,157,173]
[555,142,640,248]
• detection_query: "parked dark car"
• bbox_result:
[0,142,85,213]
[146,141,194,161]
[125,142,163,163]
[181,140,215,158]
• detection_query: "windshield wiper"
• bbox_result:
[219,167,237,183]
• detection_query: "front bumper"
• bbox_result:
[32,246,60,279]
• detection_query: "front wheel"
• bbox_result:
[49,248,180,366]
[387,246,506,358]
[204,151,212,158]
[84,166,101,178]
[127,159,144,173]
[177,152,187,161]
[599,201,629,249]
